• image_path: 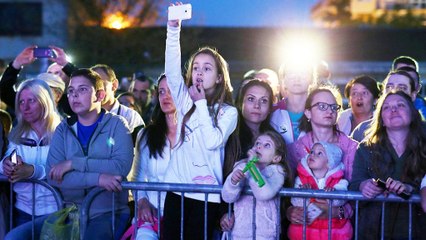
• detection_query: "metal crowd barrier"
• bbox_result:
[117,182,421,240]
[0,174,64,240]
[1,177,422,240]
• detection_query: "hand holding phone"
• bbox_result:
[374,178,387,190]
[307,203,322,223]
[10,149,17,165]
[374,178,411,200]
[33,47,56,58]
[168,4,192,21]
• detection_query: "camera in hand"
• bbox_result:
[374,178,411,200]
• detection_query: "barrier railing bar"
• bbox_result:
[327,200,332,240]
[380,202,385,240]
[251,197,256,240]
[31,182,35,240]
[0,175,64,240]
[302,199,307,240]
[354,200,359,240]
[180,192,184,240]
[133,191,138,239]
[112,192,116,238]
[204,193,208,240]
[79,187,105,240]
[276,198,281,240]
[157,191,161,238]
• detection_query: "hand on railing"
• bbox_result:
[138,197,157,223]
[360,178,385,199]
[49,160,72,183]
[220,212,235,232]
[98,174,122,192]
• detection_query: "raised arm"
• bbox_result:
[165,21,194,115]
[0,46,37,107]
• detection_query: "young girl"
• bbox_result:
[163,6,239,239]
[221,130,291,239]
[288,142,352,240]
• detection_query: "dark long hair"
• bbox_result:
[235,79,275,158]
[139,74,169,159]
[223,79,277,178]
[365,91,426,183]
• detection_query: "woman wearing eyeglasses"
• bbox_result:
[337,75,380,136]
[285,87,358,237]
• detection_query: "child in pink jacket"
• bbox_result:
[222,130,291,240]
[288,142,353,240]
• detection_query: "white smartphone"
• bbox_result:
[10,149,17,165]
[168,4,192,20]
[307,203,322,222]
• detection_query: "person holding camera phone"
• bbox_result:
[0,45,75,118]
[163,3,238,239]
[349,91,426,239]
[0,79,61,240]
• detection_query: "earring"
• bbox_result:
[307,118,311,122]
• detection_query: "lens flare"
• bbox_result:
[275,31,327,70]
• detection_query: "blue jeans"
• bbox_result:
[84,211,130,240]
[5,209,48,240]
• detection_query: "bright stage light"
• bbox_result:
[102,12,132,30]
[275,31,327,71]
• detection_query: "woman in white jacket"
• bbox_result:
[128,74,176,240]
[0,79,61,239]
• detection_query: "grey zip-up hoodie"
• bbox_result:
[46,110,134,218]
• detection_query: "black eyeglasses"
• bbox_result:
[310,102,341,112]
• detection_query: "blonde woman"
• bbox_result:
[0,79,60,239]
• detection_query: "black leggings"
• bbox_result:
[162,192,219,240]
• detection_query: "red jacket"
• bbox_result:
[287,162,353,240]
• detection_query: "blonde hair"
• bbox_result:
[9,79,61,144]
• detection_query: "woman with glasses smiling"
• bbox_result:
[285,87,359,233]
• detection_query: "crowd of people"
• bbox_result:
[1,5,426,240]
